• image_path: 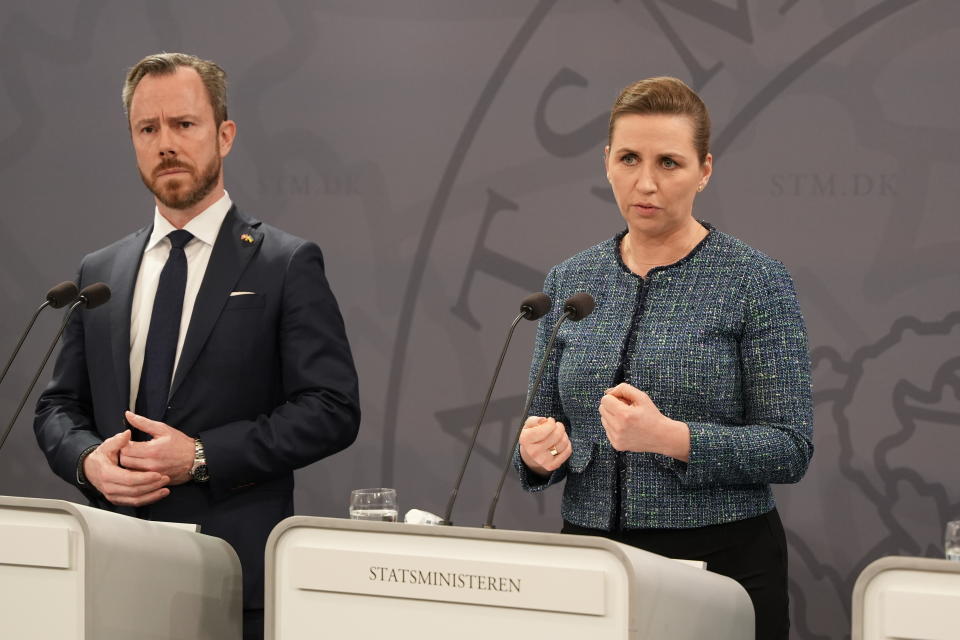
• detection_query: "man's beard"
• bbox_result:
[140,155,220,211]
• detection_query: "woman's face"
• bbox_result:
[604,113,712,237]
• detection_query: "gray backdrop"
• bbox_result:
[1,1,957,637]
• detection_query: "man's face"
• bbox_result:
[128,66,233,211]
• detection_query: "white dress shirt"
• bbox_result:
[129,191,233,411]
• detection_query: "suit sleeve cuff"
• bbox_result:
[514,446,566,492]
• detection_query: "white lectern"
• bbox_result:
[266,516,754,639]
[0,495,242,640]
[852,555,960,640]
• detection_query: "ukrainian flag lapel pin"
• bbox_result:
[240,232,255,245]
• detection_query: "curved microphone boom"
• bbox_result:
[441,292,551,525]
[0,283,111,452]
[483,292,595,529]
[0,281,79,388]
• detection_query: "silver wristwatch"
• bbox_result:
[190,438,209,483]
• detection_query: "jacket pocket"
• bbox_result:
[223,293,266,310]
[568,436,596,473]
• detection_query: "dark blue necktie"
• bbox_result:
[135,229,194,424]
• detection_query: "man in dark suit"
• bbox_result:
[33,53,360,640]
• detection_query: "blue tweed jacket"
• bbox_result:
[517,224,813,530]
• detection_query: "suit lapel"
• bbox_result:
[109,226,151,410]
[169,206,263,399]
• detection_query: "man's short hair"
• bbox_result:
[122,52,228,127]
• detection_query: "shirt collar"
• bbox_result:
[144,190,233,252]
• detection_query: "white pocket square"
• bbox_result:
[230,291,256,296]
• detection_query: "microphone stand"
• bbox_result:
[0,301,53,387]
[483,309,572,529]
[441,309,528,525]
[0,281,78,387]
[0,298,86,452]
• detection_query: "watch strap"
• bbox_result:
[191,437,209,482]
[76,444,99,486]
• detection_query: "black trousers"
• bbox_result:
[243,609,264,640]
[562,508,789,640]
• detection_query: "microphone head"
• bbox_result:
[563,292,595,321]
[46,281,80,309]
[78,283,111,310]
[519,292,551,320]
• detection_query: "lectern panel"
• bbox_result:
[273,525,629,639]
[864,568,960,640]
[0,508,83,640]
[853,556,960,640]
[267,517,754,640]
[289,547,607,615]
[0,495,242,640]
[0,522,71,568]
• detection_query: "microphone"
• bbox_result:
[77,282,111,309]
[47,281,82,308]
[0,283,111,452]
[440,292,551,525]
[562,292,595,321]
[521,292,552,321]
[0,281,79,388]
[483,292,595,529]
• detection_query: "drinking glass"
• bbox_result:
[946,520,960,562]
[349,488,398,522]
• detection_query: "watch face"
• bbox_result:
[192,464,209,482]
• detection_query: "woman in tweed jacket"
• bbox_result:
[516,77,813,639]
